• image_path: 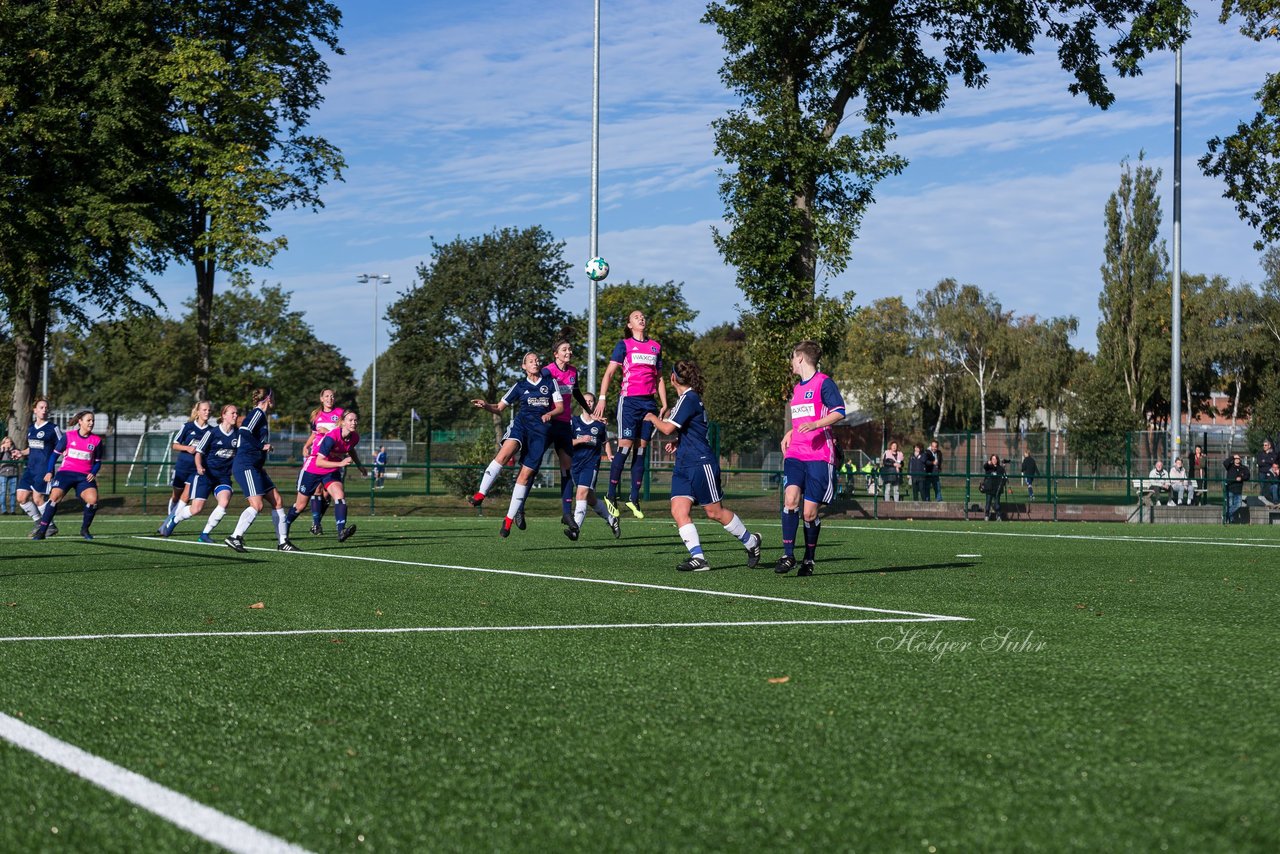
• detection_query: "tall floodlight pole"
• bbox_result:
[1170,40,1183,465]
[357,273,391,452]
[587,0,601,391]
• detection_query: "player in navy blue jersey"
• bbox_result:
[15,397,63,536]
[161,403,239,542]
[563,392,620,541]
[224,388,296,553]
[542,339,598,528]
[643,360,762,572]
[161,400,213,532]
[469,352,563,537]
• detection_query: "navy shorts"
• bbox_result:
[17,465,50,495]
[234,465,276,499]
[295,469,343,497]
[191,470,235,502]
[50,470,96,498]
[502,419,549,472]
[570,455,602,492]
[615,395,658,442]
[670,460,723,506]
[547,420,574,457]
[171,462,196,491]
[783,457,835,505]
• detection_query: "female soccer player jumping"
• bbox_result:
[469,352,563,537]
[160,400,213,534]
[543,339,597,527]
[643,361,762,572]
[30,410,104,541]
[224,388,296,553]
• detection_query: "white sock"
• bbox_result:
[678,523,701,554]
[722,513,747,540]
[506,483,529,520]
[232,506,258,538]
[271,508,288,543]
[174,504,194,523]
[478,461,503,496]
[20,500,40,522]
[574,499,588,527]
[203,505,226,534]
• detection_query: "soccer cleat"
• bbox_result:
[500,517,512,538]
[563,522,580,541]
[514,508,526,531]
[625,501,645,520]
[309,524,324,536]
[607,513,621,539]
[224,535,247,553]
[337,524,357,543]
[159,515,176,537]
[277,539,301,552]
[30,525,47,541]
[47,523,58,537]
[603,496,619,518]
[745,533,763,568]
[798,559,816,577]
[81,529,94,541]
[467,493,484,508]
[677,555,711,572]
[198,533,215,544]
[774,555,796,575]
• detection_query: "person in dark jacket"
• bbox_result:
[1020,450,1039,501]
[981,454,1006,520]
[1256,440,1276,498]
[908,444,927,500]
[1224,453,1250,522]
[924,440,943,501]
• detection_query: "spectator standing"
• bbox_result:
[0,437,18,514]
[1192,445,1208,504]
[1147,460,1172,505]
[881,441,903,502]
[981,454,1005,520]
[908,444,926,500]
[1020,450,1039,501]
[924,440,943,501]
[1256,440,1277,498]
[374,446,388,489]
[1169,458,1192,505]
[1224,453,1250,522]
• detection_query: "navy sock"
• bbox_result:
[560,469,572,518]
[310,495,323,526]
[629,449,645,503]
[81,503,97,532]
[334,499,347,532]
[781,508,799,557]
[607,447,629,501]
[803,519,821,561]
[286,506,300,525]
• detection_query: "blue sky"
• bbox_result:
[148,0,1273,379]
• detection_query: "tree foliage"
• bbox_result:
[1200,1,1280,250]
[577,280,699,388]
[691,324,776,455]
[833,297,918,446]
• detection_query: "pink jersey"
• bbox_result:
[312,406,344,439]
[60,431,103,475]
[615,337,662,397]
[305,429,360,476]
[785,371,838,463]
[543,362,578,422]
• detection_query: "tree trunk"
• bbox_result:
[932,378,946,438]
[6,287,50,443]
[194,207,214,402]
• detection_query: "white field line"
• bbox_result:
[0,617,951,644]
[0,712,311,854]
[130,536,970,623]
[806,522,1280,549]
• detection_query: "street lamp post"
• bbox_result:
[357,274,391,454]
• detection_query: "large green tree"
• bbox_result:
[703,0,1187,408]
[936,282,1014,447]
[691,323,776,456]
[834,297,918,447]
[1096,154,1169,420]
[1200,1,1280,250]
[1,0,169,441]
[1003,315,1079,432]
[384,227,573,441]
[156,0,345,401]
[577,281,699,391]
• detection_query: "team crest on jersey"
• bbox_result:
[804,390,815,400]
[539,385,549,394]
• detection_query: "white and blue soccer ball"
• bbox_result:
[584,256,610,281]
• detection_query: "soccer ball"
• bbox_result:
[584,257,610,281]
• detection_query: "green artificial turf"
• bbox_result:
[1,513,1277,852]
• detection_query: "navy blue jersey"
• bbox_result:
[197,425,239,476]
[501,376,563,425]
[234,407,271,468]
[25,420,63,471]
[570,416,607,466]
[173,420,213,474]
[666,390,714,466]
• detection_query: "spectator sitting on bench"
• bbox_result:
[1262,461,1280,507]
[1169,457,1191,505]
[1146,460,1172,505]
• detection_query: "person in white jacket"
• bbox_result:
[1147,460,1172,505]
[1169,458,1192,505]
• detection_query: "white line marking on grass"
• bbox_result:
[130,537,969,623]
[807,523,1280,550]
[0,617,954,644]
[0,712,311,854]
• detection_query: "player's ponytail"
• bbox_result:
[251,387,274,408]
[671,360,705,395]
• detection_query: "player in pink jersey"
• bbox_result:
[31,410,105,541]
[593,310,667,520]
[285,410,368,542]
[543,339,597,528]
[776,341,846,576]
[301,388,345,535]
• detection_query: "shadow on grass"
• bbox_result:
[1,540,272,576]
[795,560,977,578]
